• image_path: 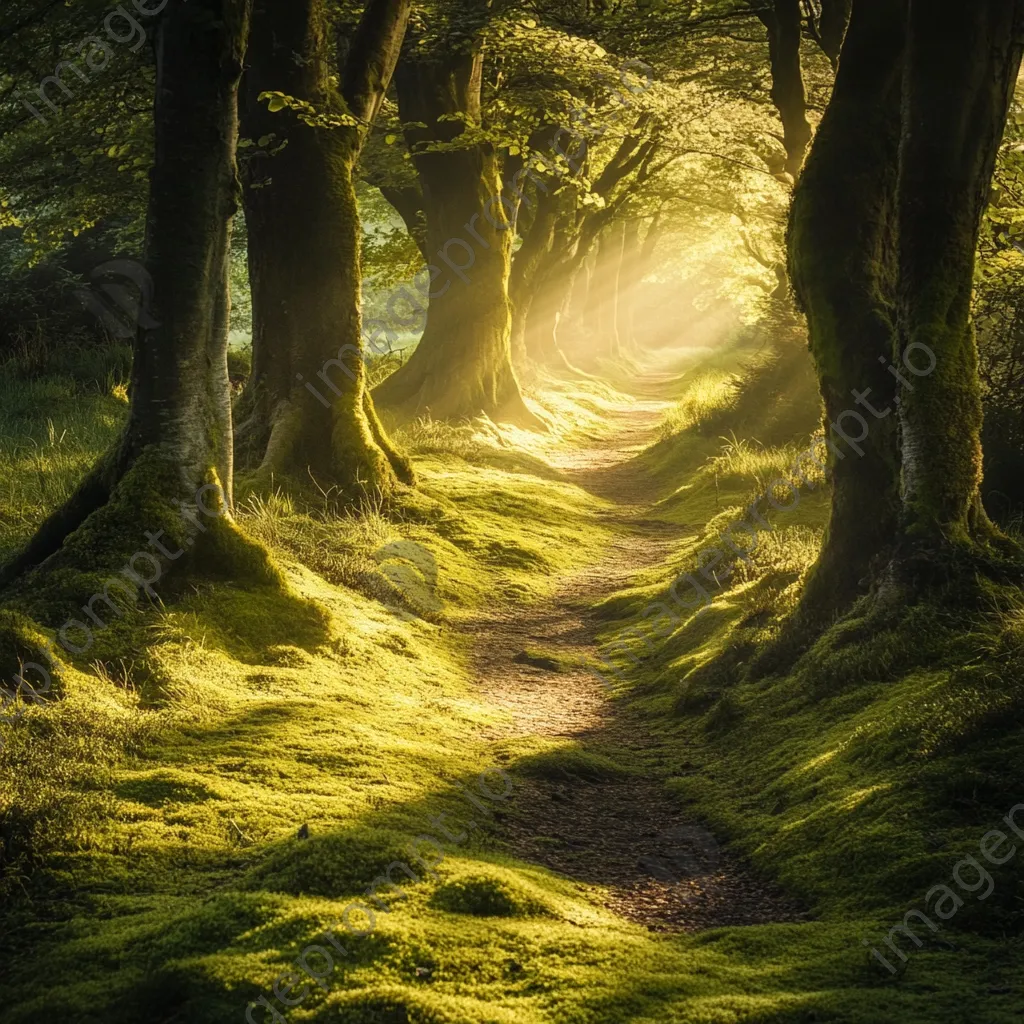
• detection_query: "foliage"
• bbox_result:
[977,81,1024,520]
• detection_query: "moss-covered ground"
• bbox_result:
[1,335,1022,1023]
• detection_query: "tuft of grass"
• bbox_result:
[398,415,493,460]
[0,372,127,563]
[659,371,739,439]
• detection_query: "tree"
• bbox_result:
[807,0,853,69]
[786,0,905,620]
[751,0,812,179]
[892,0,1024,570]
[788,0,1024,625]
[235,0,413,495]
[373,24,540,426]
[0,0,270,595]
[515,105,664,371]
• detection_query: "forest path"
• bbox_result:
[462,358,805,932]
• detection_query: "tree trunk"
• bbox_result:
[755,0,813,179]
[522,261,576,369]
[617,218,642,354]
[893,0,1024,561]
[0,0,270,597]
[510,188,559,371]
[594,221,625,359]
[374,50,539,427]
[236,0,413,496]
[787,0,907,620]
[818,0,853,68]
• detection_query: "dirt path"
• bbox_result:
[465,370,806,933]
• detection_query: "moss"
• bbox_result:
[514,744,632,783]
[115,770,221,807]
[194,512,284,588]
[4,347,1024,1023]
[429,875,547,918]
[8,449,198,617]
[0,609,65,698]
[244,830,418,898]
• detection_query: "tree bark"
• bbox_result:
[787,0,906,620]
[236,0,413,495]
[893,0,1024,558]
[373,49,539,427]
[755,0,813,179]
[817,0,853,68]
[1,0,264,593]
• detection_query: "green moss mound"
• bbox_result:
[244,830,416,898]
[515,745,632,783]
[0,609,64,698]
[429,875,548,918]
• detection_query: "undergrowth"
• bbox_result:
[593,335,1024,1021]
[2,338,1022,1023]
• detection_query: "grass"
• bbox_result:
[659,370,740,439]
[587,340,1024,1020]
[1,336,1022,1022]
[0,346,129,563]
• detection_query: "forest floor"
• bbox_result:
[467,369,805,933]
[2,338,1023,1023]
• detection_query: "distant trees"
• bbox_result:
[374,30,537,425]
[751,0,812,178]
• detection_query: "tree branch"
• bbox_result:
[340,0,411,126]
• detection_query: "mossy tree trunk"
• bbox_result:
[893,0,1024,560]
[787,0,907,620]
[754,0,813,179]
[510,187,560,370]
[236,0,413,495]
[373,49,538,426]
[1,0,261,592]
